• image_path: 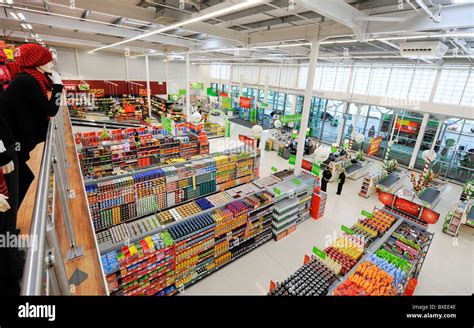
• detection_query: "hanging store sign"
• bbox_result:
[179,89,187,95]
[289,154,296,165]
[207,87,218,96]
[395,118,420,134]
[190,82,204,89]
[367,136,383,156]
[221,97,231,109]
[161,116,175,135]
[280,114,302,124]
[312,246,326,260]
[139,88,150,97]
[239,96,251,109]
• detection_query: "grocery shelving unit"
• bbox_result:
[359,170,386,198]
[78,130,208,179]
[443,201,468,236]
[85,148,260,233]
[97,173,318,296]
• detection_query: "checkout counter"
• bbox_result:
[345,158,375,180]
[375,169,406,193]
[415,180,447,209]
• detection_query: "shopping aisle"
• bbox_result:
[185,125,473,296]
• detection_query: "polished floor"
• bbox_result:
[71,120,473,295]
[183,122,473,296]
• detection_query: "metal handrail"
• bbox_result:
[20,120,54,295]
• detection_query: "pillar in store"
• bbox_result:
[408,113,430,169]
[239,74,244,97]
[295,39,320,175]
[336,102,350,146]
[349,104,361,150]
[145,55,152,121]
[430,115,444,152]
[263,75,269,103]
[185,51,191,120]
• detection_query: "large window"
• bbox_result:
[432,118,474,183]
[434,66,470,105]
[321,100,345,144]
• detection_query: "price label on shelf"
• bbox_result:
[312,246,326,260]
[361,210,374,219]
[292,178,301,186]
[273,187,281,196]
[341,225,355,235]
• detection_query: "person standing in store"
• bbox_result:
[368,125,376,138]
[0,43,63,205]
[321,165,332,192]
[336,169,346,196]
[0,44,63,295]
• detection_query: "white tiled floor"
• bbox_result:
[72,121,473,295]
[184,122,474,296]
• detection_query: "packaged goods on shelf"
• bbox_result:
[77,128,207,179]
[96,173,318,296]
[268,257,338,296]
[86,150,258,233]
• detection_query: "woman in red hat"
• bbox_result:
[0,43,63,295]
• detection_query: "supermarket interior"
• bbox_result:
[0,0,473,311]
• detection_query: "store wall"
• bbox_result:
[54,48,210,94]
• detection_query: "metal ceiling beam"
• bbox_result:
[366,3,474,34]
[248,21,353,44]
[212,0,288,22]
[0,8,193,48]
[300,0,368,40]
[48,0,157,22]
[229,11,321,30]
[0,18,174,52]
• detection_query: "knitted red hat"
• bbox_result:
[16,43,52,68]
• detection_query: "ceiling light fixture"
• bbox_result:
[9,12,19,20]
[17,12,25,20]
[89,0,263,53]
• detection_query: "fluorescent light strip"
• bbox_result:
[9,12,18,20]
[17,12,25,20]
[89,0,263,53]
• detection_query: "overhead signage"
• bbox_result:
[367,136,383,156]
[239,96,251,109]
[280,114,302,124]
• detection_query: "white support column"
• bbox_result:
[409,113,430,169]
[263,75,269,103]
[74,49,81,79]
[145,55,152,121]
[289,94,297,115]
[336,101,350,146]
[124,55,130,83]
[430,115,444,152]
[239,74,244,97]
[186,51,191,120]
[295,39,320,175]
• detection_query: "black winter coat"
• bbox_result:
[0,72,63,165]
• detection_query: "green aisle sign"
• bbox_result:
[161,116,174,135]
[311,163,321,176]
[361,210,374,219]
[293,178,301,186]
[207,87,218,96]
[191,82,204,89]
[271,166,278,173]
[179,89,186,95]
[273,187,281,195]
[289,154,296,165]
[250,108,257,123]
[280,114,302,124]
[312,246,326,260]
[222,97,231,109]
[341,225,355,235]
